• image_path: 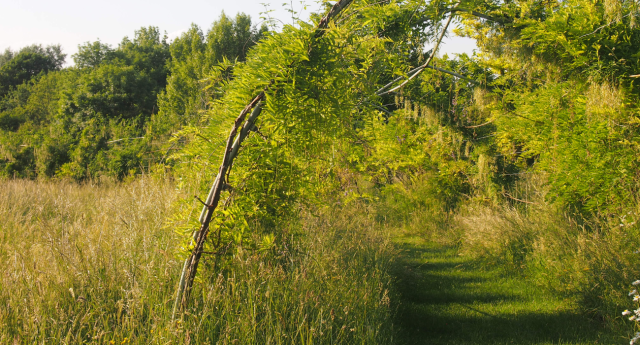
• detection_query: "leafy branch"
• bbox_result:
[173,0,357,318]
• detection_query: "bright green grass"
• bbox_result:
[393,233,626,345]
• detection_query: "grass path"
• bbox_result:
[393,233,625,345]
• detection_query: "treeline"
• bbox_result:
[0,13,265,179]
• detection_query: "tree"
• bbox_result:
[0,44,65,69]
[0,48,14,68]
[155,13,266,133]
[119,26,171,92]
[73,40,115,68]
[0,52,58,97]
[207,12,265,63]
[58,64,155,122]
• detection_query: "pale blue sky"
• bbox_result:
[0,0,476,65]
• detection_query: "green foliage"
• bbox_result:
[59,64,156,121]
[0,27,172,180]
[0,52,59,98]
[455,0,640,215]
[118,26,171,91]
[3,0,640,337]
[206,12,266,63]
[167,0,437,273]
[154,13,266,133]
[492,80,640,213]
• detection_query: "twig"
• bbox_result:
[364,100,392,115]
[464,119,494,128]
[503,191,537,205]
[106,137,144,144]
[462,133,496,142]
[376,60,429,95]
[160,142,177,164]
[444,8,512,24]
[425,64,478,84]
[194,196,212,207]
[579,13,632,38]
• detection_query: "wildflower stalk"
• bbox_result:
[623,266,640,343]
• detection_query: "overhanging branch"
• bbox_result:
[172,0,357,319]
[376,1,461,96]
[445,7,513,24]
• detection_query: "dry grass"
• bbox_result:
[0,178,398,344]
[0,177,180,343]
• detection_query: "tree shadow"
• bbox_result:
[393,242,623,345]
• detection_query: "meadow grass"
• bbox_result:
[0,177,180,344]
[3,172,637,344]
[0,178,398,344]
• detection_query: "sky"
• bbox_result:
[0,0,477,66]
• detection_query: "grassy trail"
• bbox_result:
[393,233,624,345]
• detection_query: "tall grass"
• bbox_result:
[171,202,397,344]
[0,178,397,344]
[0,177,180,344]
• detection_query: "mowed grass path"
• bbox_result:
[393,233,625,345]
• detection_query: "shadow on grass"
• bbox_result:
[393,242,623,345]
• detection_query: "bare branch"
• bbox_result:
[106,137,144,144]
[424,64,479,84]
[377,1,461,96]
[503,191,537,205]
[173,0,357,319]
